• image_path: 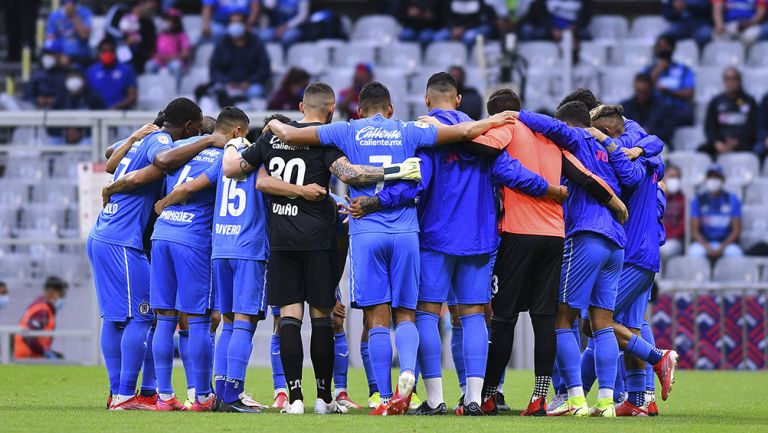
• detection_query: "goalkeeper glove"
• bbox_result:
[383,157,422,181]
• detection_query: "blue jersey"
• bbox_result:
[620,156,665,272]
[519,111,626,248]
[317,114,438,235]
[151,136,222,251]
[616,119,664,157]
[204,152,269,261]
[658,185,667,247]
[90,130,173,250]
[691,190,743,242]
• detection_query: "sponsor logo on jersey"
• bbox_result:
[138,301,151,315]
[355,126,403,146]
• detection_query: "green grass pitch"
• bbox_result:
[1,365,767,432]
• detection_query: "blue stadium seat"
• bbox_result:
[599,66,636,103]
[665,151,712,187]
[352,15,400,43]
[194,43,216,68]
[694,66,725,104]
[610,39,654,67]
[265,43,285,73]
[745,179,768,205]
[673,39,700,67]
[702,40,745,67]
[672,126,706,151]
[742,67,768,101]
[517,41,559,69]
[179,67,210,95]
[137,73,176,110]
[333,42,376,67]
[379,42,422,71]
[182,15,203,45]
[747,41,768,67]
[578,40,609,67]
[629,15,668,41]
[287,42,330,75]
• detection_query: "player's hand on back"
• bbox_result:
[545,184,568,204]
[101,183,112,208]
[488,111,518,127]
[622,146,644,160]
[607,194,629,224]
[384,157,422,181]
[333,301,346,319]
[299,183,326,201]
[129,123,160,141]
[208,133,229,148]
[415,115,442,126]
[585,127,608,142]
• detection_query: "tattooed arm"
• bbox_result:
[101,164,164,207]
[329,156,386,186]
[347,196,383,219]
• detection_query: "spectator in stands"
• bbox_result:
[44,0,92,65]
[397,0,443,44]
[24,46,67,109]
[661,165,686,259]
[700,67,758,156]
[661,0,713,47]
[105,0,159,74]
[4,0,41,62]
[756,93,768,158]
[689,163,744,259]
[433,0,495,45]
[267,68,311,110]
[518,0,592,42]
[14,277,68,360]
[449,65,483,120]
[202,0,260,41]
[339,63,374,120]
[86,39,138,110]
[145,8,190,81]
[50,69,105,145]
[259,0,310,46]
[643,35,695,128]
[0,281,8,314]
[712,0,768,44]
[621,73,677,144]
[210,13,272,102]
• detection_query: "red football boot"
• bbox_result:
[520,396,547,416]
[653,350,679,401]
[615,400,649,417]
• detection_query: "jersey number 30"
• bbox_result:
[269,157,306,186]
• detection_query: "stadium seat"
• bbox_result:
[379,42,422,71]
[673,39,700,67]
[179,67,210,95]
[0,254,35,280]
[702,40,745,67]
[742,67,768,101]
[137,73,176,110]
[718,152,760,187]
[713,256,760,283]
[724,179,745,200]
[665,151,712,186]
[352,15,400,43]
[333,42,376,67]
[523,67,558,113]
[194,43,216,69]
[629,15,668,41]
[664,255,711,282]
[374,68,408,100]
[182,15,203,45]
[3,158,44,180]
[89,16,106,48]
[695,66,725,103]
[610,39,653,67]
[741,204,768,239]
[745,179,768,205]
[469,40,502,65]
[0,207,18,238]
[747,41,768,67]
[517,41,559,69]
[672,126,706,151]
[320,67,354,96]
[599,66,636,103]
[265,43,285,73]
[50,154,89,179]
[30,182,77,206]
[286,42,330,75]
[316,39,349,66]
[15,204,61,238]
[589,15,630,41]
[424,41,467,67]
[578,40,609,67]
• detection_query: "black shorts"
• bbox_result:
[491,233,564,319]
[267,249,338,309]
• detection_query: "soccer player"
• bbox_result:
[222,83,422,415]
[261,81,519,415]
[509,101,630,417]
[89,97,211,410]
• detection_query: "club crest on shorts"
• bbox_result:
[138,301,151,315]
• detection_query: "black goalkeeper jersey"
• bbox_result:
[242,121,344,251]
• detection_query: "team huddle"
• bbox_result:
[87,71,679,417]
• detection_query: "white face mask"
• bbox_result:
[65,76,84,93]
[704,178,723,194]
[41,55,56,70]
[666,177,681,194]
[227,22,246,39]
[0,295,9,309]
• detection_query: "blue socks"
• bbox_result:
[333,332,349,390]
[270,333,286,391]
[101,321,125,395]
[641,321,656,391]
[450,325,466,391]
[223,320,256,403]
[626,368,645,407]
[625,334,664,365]
[360,341,378,395]
[593,327,619,393]
[614,353,626,402]
[555,328,583,389]
[395,321,419,374]
[118,319,151,397]
[178,329,195,392]
[416,311,442,379]
[153,316,178,396]
[368,327,393,398]
[459,314,487,379]
[214,321,233,397]
[188,316,213,397]
[580,338,596,393]
[140,325,157,394]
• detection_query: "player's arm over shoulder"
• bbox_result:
[329,155,386,186]
[267,119,323,146]
[154,172,213,214]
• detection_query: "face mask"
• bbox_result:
[54,298,65,311]
[0,295,9,309]
[704,178,723,194]
[65,76,84,93]
[99,51,117,67]
[666,178,681,194]
[655,49,673,61]
[157,20,171,33]
[41,55,56,70]
[227,22,246,39]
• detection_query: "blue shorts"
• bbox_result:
[559,234,624,312]
[613,264,655,329]
[214,258,267,316]
[150,240,213,314]
[87,236,153,322]
[420,249,492,305]
[349,232,419,310]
